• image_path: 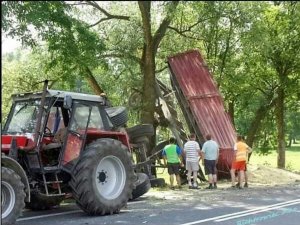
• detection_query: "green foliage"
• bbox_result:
[2,1,107,81]
[1,1,300,162]
[1,49,74,123]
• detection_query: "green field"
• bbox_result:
[250,143,300,172]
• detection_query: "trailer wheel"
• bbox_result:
[126,124,154,142]
[130,173,151,200]
[1,167,25,225]
[69,138,135,215]
[150,178,166,187]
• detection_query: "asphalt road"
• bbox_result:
[16,183,300,225]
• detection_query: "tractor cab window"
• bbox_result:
[88,106,104,129]
[69,103,104,131]
[5,100,45,134]
[46,106,65,135]
[70,104,90,131]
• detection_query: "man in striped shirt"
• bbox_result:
[183,133,202,189]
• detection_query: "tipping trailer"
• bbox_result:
[167,49,236,178]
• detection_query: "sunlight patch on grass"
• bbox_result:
[250,143,300,172]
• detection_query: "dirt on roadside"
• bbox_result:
[145,165,300,202]
[246,164,300,186]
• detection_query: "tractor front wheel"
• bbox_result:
[69,138,136,215]
[1,167,25,225]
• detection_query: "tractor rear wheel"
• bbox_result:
[69,138,135,215]
[1,167,25,225]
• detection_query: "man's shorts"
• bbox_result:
[204,159,217,175]
[232,161,246,171]
[236,164,247,173]
[167,163,180,175]
[186,161,199,172]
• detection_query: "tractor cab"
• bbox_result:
[1,89,122,172]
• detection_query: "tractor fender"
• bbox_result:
[1,154,30,202]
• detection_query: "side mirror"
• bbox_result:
[63,95,72,109]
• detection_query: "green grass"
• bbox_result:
[250,143,300,172]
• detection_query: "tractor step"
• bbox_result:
[43,166,60,173]
[45,180,63,184]
[46,193,66,197]
[42,173,63,196]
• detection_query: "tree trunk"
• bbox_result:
[139,44,157,157]
[138,1,179,125]
[276,85,285,169]
[85,66,104,95]
[246,95,276,148]
[140,47,156,125]
[228,100,235,126]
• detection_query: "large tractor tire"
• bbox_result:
[105,107,128,128]
[69,138,136,215]
[25,190,63,211]
[150,178,166,188]
[130,173,151,201]
[126,124,154,142]
[1,167,26,225]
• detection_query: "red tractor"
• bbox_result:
[1,81,150,225]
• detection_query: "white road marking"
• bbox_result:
[17,200,146,221]
[179,199,300,225]
[216,201,300,222]
[17,210,82,221]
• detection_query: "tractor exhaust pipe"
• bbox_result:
[33,80,49,149]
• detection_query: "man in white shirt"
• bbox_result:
[183,133,201,189]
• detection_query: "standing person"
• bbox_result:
[162,137,183,190]
[230,135,252,189]
[201,134,219,189]
[235,136,251,188]
[183,133,201,189]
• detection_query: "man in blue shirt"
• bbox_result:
[201,134,219,189]
[162,137,183,190]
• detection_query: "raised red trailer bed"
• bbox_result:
[167,49,236,178]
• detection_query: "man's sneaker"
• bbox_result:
[189,186,194,189]
[170,186,175,190]
[213,184,217,189]
[235,182,240,188]
[205,186,213,189]
[244,183,248,188]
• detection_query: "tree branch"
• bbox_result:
[65,2,89,6]
[99,53,141,65]
[168,16,216,35]
[88,18,112,27]
[155,65,168,74]
[85,1,130,27]
[153,1,179,53]
[167,26,205,41]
